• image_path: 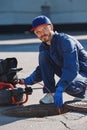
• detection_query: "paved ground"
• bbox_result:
[0,32,87,130]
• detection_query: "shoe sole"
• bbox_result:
[39,100,54,104]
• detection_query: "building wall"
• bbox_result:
[0,0,87,25]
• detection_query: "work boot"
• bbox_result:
[39,93,54,104]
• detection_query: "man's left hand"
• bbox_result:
[54,86,64,108]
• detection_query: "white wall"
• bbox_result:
[0,0,87,25]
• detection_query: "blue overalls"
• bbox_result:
[25,32,87,98]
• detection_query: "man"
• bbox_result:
[24,15,87,108]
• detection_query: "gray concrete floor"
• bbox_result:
[0,32,87,130]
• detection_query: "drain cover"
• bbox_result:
[2,100,87,118]
[64,99,87,112]
[2,104,68,118]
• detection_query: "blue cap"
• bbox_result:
[31,15,52,31]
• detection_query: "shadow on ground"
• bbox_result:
[0,105,26,126]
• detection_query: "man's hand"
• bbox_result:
[54,86,64,108]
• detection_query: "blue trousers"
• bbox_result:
[39,51,87,98]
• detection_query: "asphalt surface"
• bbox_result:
[0,32,87,130]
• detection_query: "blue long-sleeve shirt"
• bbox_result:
[24,32,87,90]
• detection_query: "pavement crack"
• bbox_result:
[60,120,73,130]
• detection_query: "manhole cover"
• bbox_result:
[64,99,87,112]
[2,100,87,118]
[2,104,69,118]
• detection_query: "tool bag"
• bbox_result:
[0,57,18,83]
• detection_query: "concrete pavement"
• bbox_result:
[0,32,87,130]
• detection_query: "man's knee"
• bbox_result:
[65,84,85,98]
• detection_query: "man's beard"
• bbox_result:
[40,34,51,43]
